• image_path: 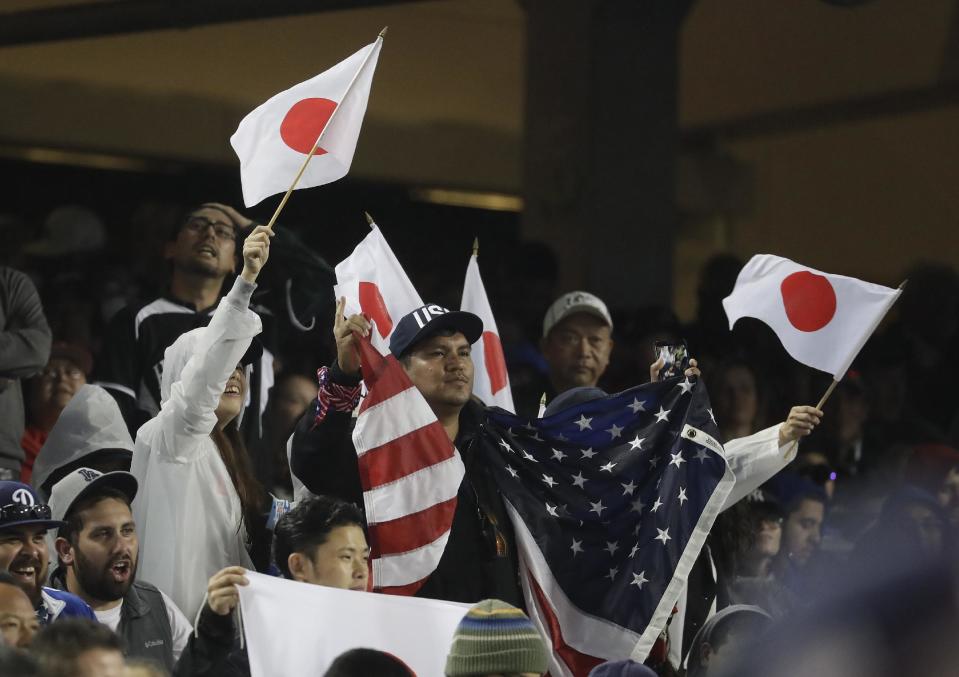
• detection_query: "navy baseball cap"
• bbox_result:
[0,481,66,531]
[389,304,483,358]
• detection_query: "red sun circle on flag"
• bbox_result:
[780,271,837,332]
[482,331,509,395]
[280,97,337,155]
[359,281,393,338]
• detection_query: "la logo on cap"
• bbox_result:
[79,469,100,483]
[411,304,450,329]
[11,488,35,506]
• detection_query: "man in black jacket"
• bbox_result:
[290,300,522,606]
[47,467,192,672]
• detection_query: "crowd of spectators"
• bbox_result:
[0,200,957,676]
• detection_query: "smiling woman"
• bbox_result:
[130,225,274,619]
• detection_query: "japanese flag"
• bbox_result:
[334,223,423,354]
[723,254,902,377]
[230,34,384,207]
[461,253,515,412]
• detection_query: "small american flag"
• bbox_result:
[483,377,734,675]
[352,333,465,595]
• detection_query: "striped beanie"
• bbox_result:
[444,599,549,676]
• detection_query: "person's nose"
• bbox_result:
[353,557,368,580]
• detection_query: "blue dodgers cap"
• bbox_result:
[388,304,483,358]
[0,481,66,531]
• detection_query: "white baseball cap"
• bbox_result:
[48,468,138,524]
[542,291,613,338]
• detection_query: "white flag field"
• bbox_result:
[238,572,468,676]
[334,223,423,354]
[230,32,384,207]
[461,253,515,412]
[723,254,902,378]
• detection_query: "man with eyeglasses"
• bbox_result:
[21,342,93,484]
[0,481,94,625]
[95,202,273,438]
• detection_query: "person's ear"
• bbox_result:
[700,641,713,667]
[54,537,75,566]
[287,553,310,583]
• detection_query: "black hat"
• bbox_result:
[389,304,483,358]
[0,482,65,531]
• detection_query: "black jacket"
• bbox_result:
[290,365,522,606]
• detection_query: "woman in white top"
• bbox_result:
[131,225,273,619]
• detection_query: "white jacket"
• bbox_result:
[131,278,261,619]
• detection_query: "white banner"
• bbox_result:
[238,572,469,676]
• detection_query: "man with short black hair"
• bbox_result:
[47,467,191,671]
[30,617,125,677]
[0,481,93,625]
[292,300,522,605]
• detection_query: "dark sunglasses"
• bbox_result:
[0,503,53,522]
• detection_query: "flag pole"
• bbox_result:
[472,237,479,258]
[813,278,907,411]
[262,27,388,233]
[365,212,376,229]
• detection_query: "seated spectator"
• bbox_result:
[323,647,414,677]
[132,225,274,620]
[853,485,950,563]
[444,599,549,677]
[685,605,771,677]
[261,368,318,498]
[0,481,94,624]
[48,467,192,671]
[710,359,764,443]
[175,495,370,677]
[20,341,93,483]
[30,384,133,499]
[30,617,125,677]
[768,474,828,599]
[0,570,39,648]
[0,643,41,676]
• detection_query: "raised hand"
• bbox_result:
[333,296,372,376]
[778,405,824,447]
[240,224,274,283]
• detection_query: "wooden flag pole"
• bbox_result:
[472,237,479,258]
[262,26,389,233]
[365,212,375,228]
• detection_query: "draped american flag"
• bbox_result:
[483,377,734,676]
[352,333,464,595]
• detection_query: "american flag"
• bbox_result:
[483,377,734,676]
[352,333,464,595]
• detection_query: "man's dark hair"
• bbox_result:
[31,618,124,677]
[57,486,132,546]
[272,495,365,579]
[323,647,413,677]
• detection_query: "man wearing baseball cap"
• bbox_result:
[0,480,94,624]
[46,467,192,671]
[291,299,522,605]
[514,291,615,418]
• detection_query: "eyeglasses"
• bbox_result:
[184,216,237,241]
[39,365,84,381]
[0,503,52,522]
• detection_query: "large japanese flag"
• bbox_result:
[334,223,423,354]
[230,33,384,207]
[723,254,901,377]
[461,253,515,412]
[238,572,468,676]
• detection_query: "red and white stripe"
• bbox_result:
[352,333,464,596]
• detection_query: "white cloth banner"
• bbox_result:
[334,224,423,354]
[230,35,383,207]
[238,572,468,676]
[460,254,515,412]
[722,254,901,377]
